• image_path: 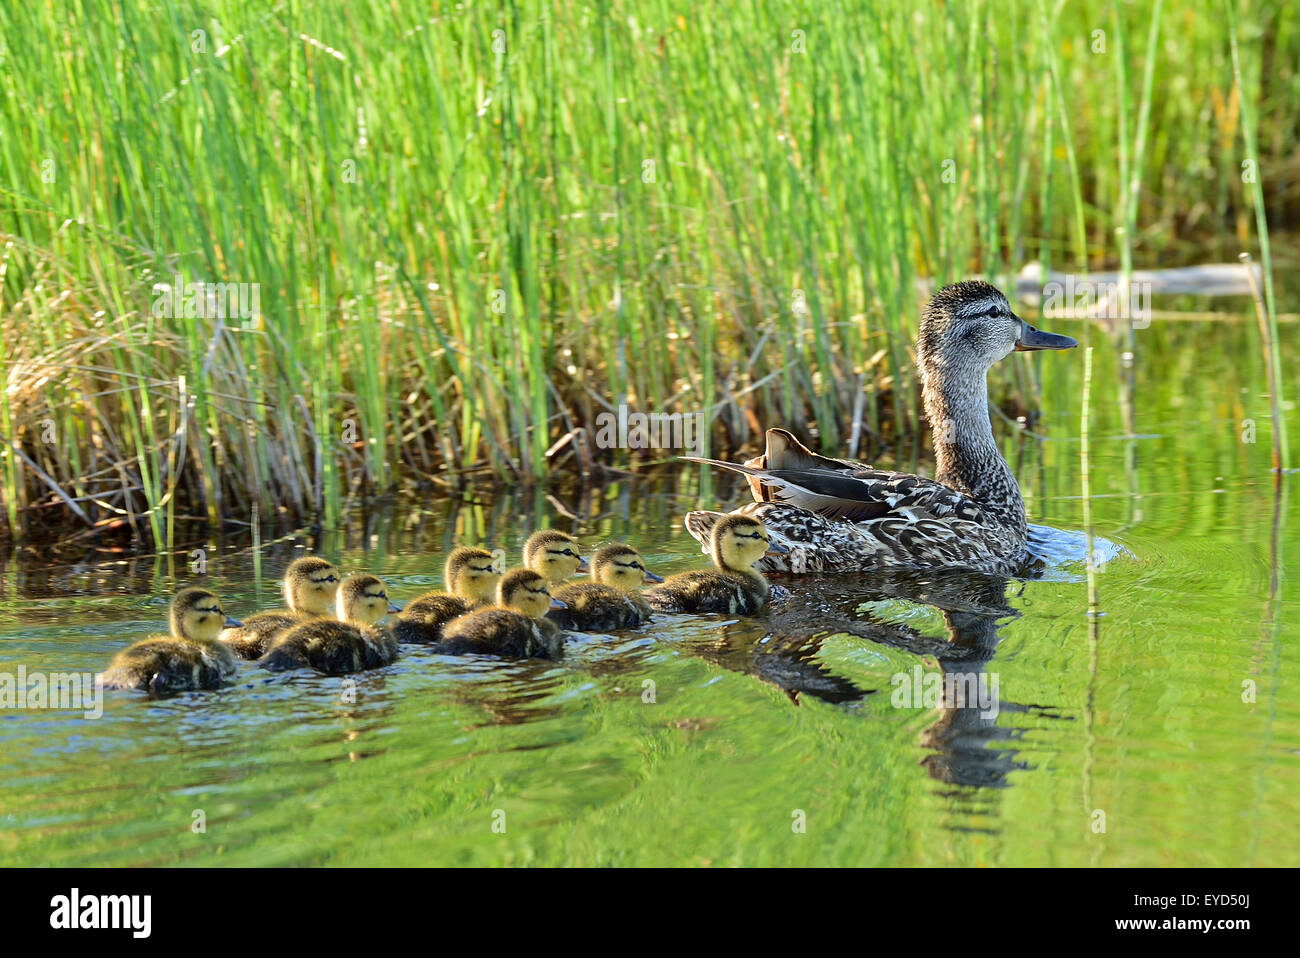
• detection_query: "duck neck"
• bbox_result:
[713,547,768,591]
[287,590,324,617]
[923,365,1025,524]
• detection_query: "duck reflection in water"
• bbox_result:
[679,567,1063,790]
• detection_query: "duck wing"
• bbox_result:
[683,455,985,524]
[737,428,868,502]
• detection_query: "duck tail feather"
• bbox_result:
[679,455,762,477]
[765,427,866,472]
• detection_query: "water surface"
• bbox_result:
[2,318,1297,866]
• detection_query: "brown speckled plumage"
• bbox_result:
[684,281,1076,574]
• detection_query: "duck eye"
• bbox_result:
[987,305,1000,317]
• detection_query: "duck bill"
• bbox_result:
[765,541,791,556]
[549,597,568,610]
[576,557,590,574]
[1015,320,1078,351]
[642,569,665,583]
[224,615,243,628]
[387,600,403,614]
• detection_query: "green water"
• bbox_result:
[2,318,1297,867]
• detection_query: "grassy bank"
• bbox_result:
[0,0,1295,543]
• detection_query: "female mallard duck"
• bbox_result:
[100,587,243,695]
[390,547,502,644]
[259,573,400,674]
[219,556,340,659]
[548,544,664,632]
[683,281,1077,575]
[523,529,589,587]
[645,514,786,615]
[437,568,566,660]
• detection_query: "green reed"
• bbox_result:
[0,0,1293,542]
[1228,1,1290,472]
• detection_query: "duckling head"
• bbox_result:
[498,568,559,620]
[337,573,395,627]
[590,544,663,591]
[523,529,588,585]
[711,515,776,572]
[170,587,241,642]
[918,280,1077,381]
[445,547,502,605]
[284,556,341,616]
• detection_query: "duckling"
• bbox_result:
[437,568,566,660]
[390,547,501,645]
[523,529,589,587]
[259,573,400,674]
[645,514,787,615]
[548,544,663,631]
[219,556,340,659]
[100,587,243,695]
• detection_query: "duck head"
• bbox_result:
[590,544,663,591]
[523,529,589,585]
[171,587,241,642]
[917,280,1077,378]
[337,573,396,627]
[445,547,503,605]
[711,515,784,572]
[284,556,341,616]
[498,568,562,619]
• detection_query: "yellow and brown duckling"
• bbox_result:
[391,547,502,645]
[523,529,589,587]
[100,587,242,695]
[548,544,662,632]
[437,568,566,660]
[219,556,340,659]
[645,514,786,615]
[259,573,400,674]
